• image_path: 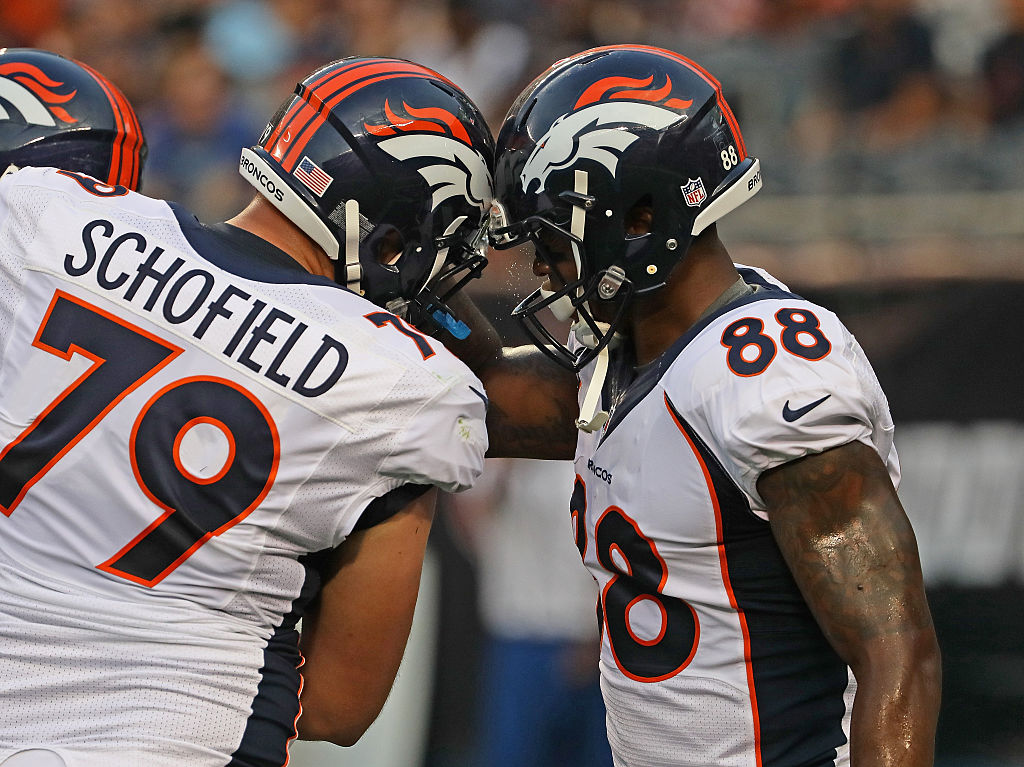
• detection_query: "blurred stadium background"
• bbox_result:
[3,0,1022,764]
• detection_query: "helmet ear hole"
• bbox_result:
[624,195,653,236]
[375,228,405,266]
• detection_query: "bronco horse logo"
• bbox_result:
[365,99,492,213]
[521,74,693,193]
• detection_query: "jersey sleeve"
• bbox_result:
[352,483,432,530]
[0,168,13,219]
[379,370,489,494]
[0,166,31,237]
[695,305,896,513]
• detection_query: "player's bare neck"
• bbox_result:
[631,231,738,367]
[225,196,334,280]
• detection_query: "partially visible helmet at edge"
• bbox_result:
[239,57,495,336]
[0,48,146,191]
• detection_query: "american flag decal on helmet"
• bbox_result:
[294,155,333,196]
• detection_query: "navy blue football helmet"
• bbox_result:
[239,57,495,336]
[490,45,762,370]
[0,48,145,190]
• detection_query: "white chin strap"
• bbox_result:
[537,286,576,322]
[576,344,610,432]
[341,198,363,292]
[564,168,612,433]
[572,317,624,433]
[426,214,467,282]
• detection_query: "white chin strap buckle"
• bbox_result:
[577,409,609,433]
[572,318,623,353]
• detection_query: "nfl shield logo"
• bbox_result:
[682,178,706,207]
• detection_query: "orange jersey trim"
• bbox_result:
[666,392,762,766]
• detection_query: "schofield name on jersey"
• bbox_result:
[587,459,612,485]
[64,219,347,397]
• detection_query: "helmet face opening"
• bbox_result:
[239,57,495,336]
[506,214,634,372]
[0,48,146,190]
[374,218,490,337]
[512,268,633,372]
[492,45,762,369]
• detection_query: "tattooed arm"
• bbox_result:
[757,440,941,766]
[437,290,579,460]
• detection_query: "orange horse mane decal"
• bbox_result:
[574,74,692,111]
[364,99,471,145]
[0,62,78,123]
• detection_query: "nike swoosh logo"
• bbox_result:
[782,394,831,422]
[469,386,489,408]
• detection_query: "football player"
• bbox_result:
[451,45,941,766]
[0,51,491,766]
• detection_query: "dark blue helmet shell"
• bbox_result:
[491,45,762,370]
[240,57,495,329]
[0,48,146,190]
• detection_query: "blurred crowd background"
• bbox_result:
[4,0,1024,231]
[3,1,1023,766]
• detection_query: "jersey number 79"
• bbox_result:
[0,290,279,586]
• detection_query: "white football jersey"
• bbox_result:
[570,266,899,767]
[0,167,487,766]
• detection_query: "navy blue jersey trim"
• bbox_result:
[601,271,797,442]
[664,394,766,527]
[229,548,333,766]
[665,395,850,765]
[282,547,335,632]
[354,483,432,531]
[169,203,351,290]
[735,266,797,294]
[227,626,303,767]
